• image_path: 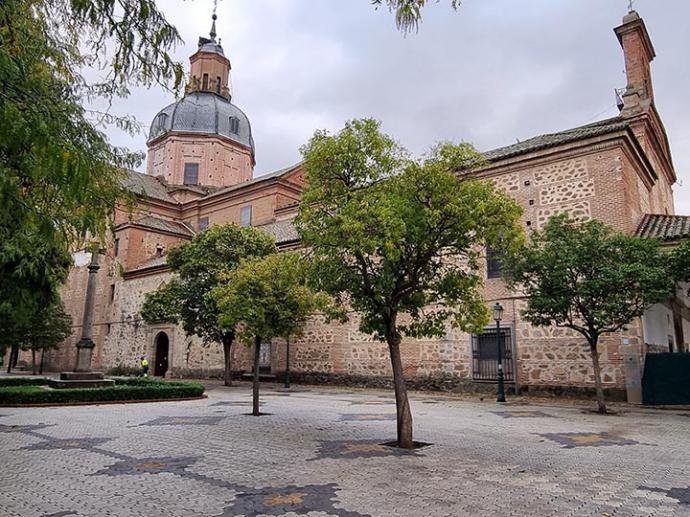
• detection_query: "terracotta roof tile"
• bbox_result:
[121,170,175,203]
[636,214,690,241]
[483,117,629,162]
[257,219,299,245]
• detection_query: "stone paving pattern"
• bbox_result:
[1,385,690,516]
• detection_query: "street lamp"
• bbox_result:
[493,302,506,403]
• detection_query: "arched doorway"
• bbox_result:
[154,332,169,377]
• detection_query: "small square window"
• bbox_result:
[199,217,209,231]
[240,206,252,227]
[524,180,531,186]
[528,199,535,206]
[184,163,199,185]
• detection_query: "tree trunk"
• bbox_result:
[7,345,18,374]
[39,349,45,375]
[31,350,36,374]
[252,335,262,416]
[222,334,234,387]
[284,337,291,389]
[386,318,413,449]
[589,340,607,414]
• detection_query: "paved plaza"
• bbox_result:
[1,384,689,517]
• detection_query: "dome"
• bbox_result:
[147,92,254,152]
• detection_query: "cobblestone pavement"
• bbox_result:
[1,384,689,516]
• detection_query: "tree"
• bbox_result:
[18,300,73,374]
[295,118,523,448]
[372,0,461,34]
[1,0,182,338]
[670,239,690,284]
[212,252,332,416]
[505,214,675,414]
[140,224,276,386]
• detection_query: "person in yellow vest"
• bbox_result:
[140,356,149,377]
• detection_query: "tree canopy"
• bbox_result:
[1,0,182,343]
[372,0,461,34]
[140,224,277,385]
[505,214,675,413]
[212,252,332,415]
[296,118,523,447]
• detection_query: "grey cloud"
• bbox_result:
[102,0,690,212]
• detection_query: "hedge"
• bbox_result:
[0,378,205,405]
[0,377,49,387]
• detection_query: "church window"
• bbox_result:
[199,217,209,231]
[184,162,199,185]
[216,76,222,94]
[229,116,240,134]
[240,206,252,227]
[156,245,164,257]
[202,73,209,90]
[157,112,167,127]
[486,247,504,279]
[109,284,115,302]
[114,238,120,257]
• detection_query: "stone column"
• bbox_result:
[74,249,100,372]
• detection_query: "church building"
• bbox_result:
[38,10,690,399]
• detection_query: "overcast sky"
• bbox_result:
[104,0,690,213]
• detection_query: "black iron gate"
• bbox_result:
[472,327,514,382]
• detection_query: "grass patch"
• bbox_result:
[0,378,205,405]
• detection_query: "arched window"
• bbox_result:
[216,76,222,94]
[229,116,240,134]
[202,73,209,90]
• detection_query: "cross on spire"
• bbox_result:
[627,0,635,12]
[210,0,218,40]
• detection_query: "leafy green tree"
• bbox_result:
[213,252,332,416]
[296,118,523,448]
[670,239,690,284]
[1,0,182,340]
[140,224,276,386]
[505,214,674,414]
[17,300,73,374]
[372,0,461,34]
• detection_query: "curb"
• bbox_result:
[0,394,208,408]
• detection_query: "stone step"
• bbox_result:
[241,372,278,381]
[59,372,106,381]
[47,378,115,389]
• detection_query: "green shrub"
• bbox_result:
[0,379,205,405]
[0,377,48,387]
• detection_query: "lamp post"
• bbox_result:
[493,302,506,403]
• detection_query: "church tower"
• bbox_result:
[146,14,255,189]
